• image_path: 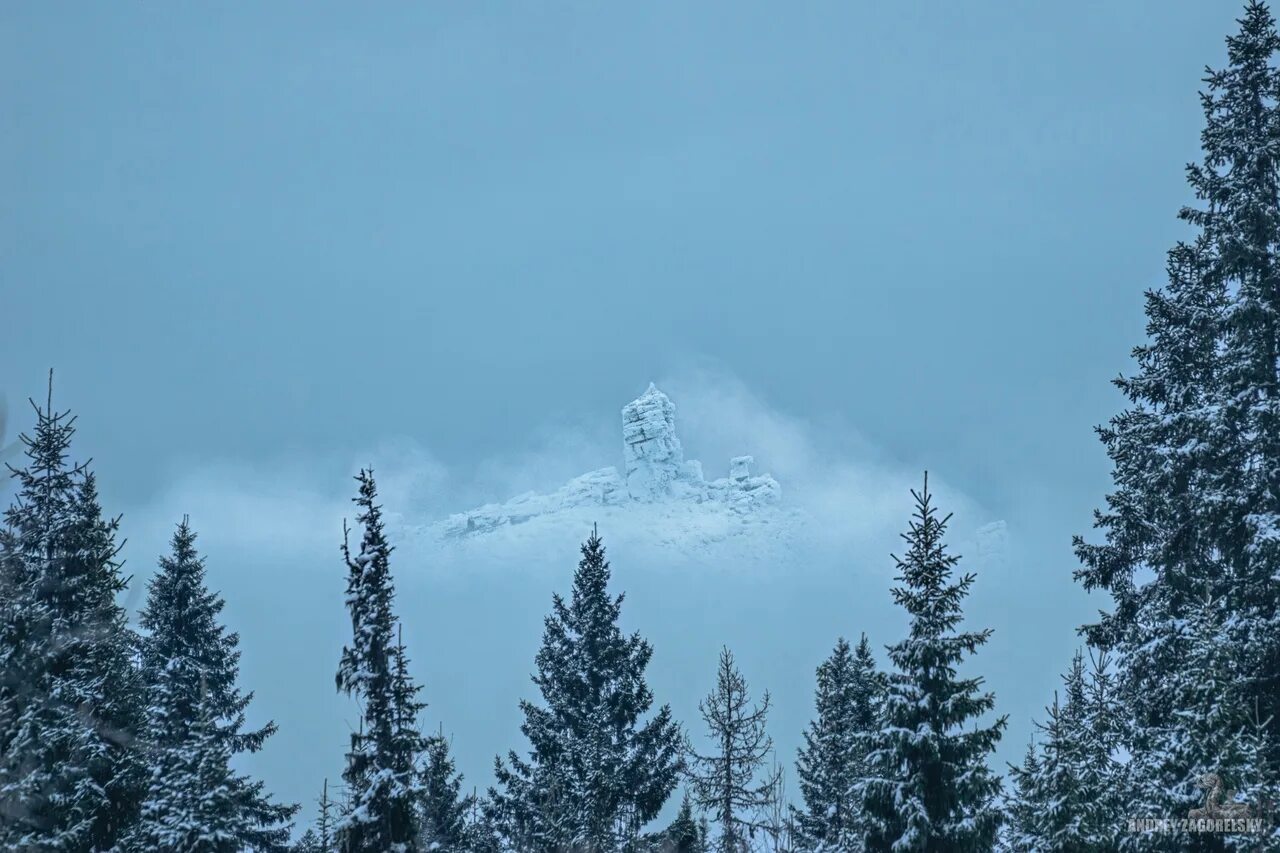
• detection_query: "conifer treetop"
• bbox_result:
[0,371,145,851]
[489,525,682,851]
[863,474,1006,852]
[128,517,297,852]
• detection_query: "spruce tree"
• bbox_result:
[1002,740,1041,853]
[125,518,297,852]
[0,380,143,851]
[417,730,474,851]
[1014,651,1128,852]
[659,794,707,853]
[294,829,323,853]
[1072,4,1280,840]
[318,779,336,853]
[1082,649,1129,836]
[1122,588,1276,850]
[489,527,683,852]
[1035,685,1090,848]
[685,647,781,853]
[1197,12,1280,740]
[792,634,884,851]
[467,793,504,853]
[293,781,335,853]
[1003,668,1127,851]
[335,469,429,852]
[861,475,1005,852]
[65,471,146,843]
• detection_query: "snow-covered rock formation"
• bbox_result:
[442,384,780,538]
[622,383,704,501]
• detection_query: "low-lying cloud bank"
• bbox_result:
[127,370,1006,575]
[114,369,1014,833]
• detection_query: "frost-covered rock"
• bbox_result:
[442,383,780,539]
[622,383,705,501]
[708,455,781,512]
[443,467,627,537]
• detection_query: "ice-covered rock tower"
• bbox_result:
[442,383,780,537]
[622,383,705,501]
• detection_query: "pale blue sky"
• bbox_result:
[0,0,1244,832]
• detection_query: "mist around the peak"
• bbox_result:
[111,369,1015,827]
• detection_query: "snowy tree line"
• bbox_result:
[5,1,1280,850]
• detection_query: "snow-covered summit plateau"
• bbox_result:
[438,384,787,543]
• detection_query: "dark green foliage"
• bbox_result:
[1002,740,1041,853]
[862,476,1005,852]
[335,470,429,852]
[1073,4,1280,846]
[654,794,707,853]
[0,382,143,851]
[125,519,297,852]
[793,634,884,850]
[1003,651,1126,852]
[418,731,475,851]
[294,828,323,853]
[489,528,683,852]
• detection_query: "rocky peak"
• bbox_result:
[441,383,780,537]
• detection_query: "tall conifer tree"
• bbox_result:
[862,476,1005,852]
[792,634,884,851]
[1034,662,1099,850]
[293,780,336,853]
[489,528,682,852]
[126,518,297,852]
[335,469,429,852]
[1073,4,1280,843]
[0,379,143,851]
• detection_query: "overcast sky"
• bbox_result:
[1,0,1243,832]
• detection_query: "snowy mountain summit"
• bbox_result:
[442,384,781,539]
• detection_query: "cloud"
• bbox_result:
[655,370,994,557]
[120,368,1010,585]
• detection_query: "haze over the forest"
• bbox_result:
[0,0,1250,837]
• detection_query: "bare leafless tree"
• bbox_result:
[685,648,781,853]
